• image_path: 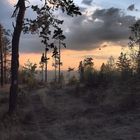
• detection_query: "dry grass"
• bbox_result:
[0,85,140,140]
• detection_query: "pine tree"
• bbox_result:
[53,28,66,83]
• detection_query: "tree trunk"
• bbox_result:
[42,65,44,82]
[0,25,4,87]
[3,43,7,84]
[9,0,26,115]
[45,46,48,83]
[58,39,61,83]
[55,55,57,83]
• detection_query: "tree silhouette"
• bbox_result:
[40,53,45,82]
[116,52,132,79]
[106,56,116,72]
[83,57,94,86]
[52,46,59,83]
[78,57,94,86]
[78,61,84,83]
[100,63,107,74]
[53,28,66,83]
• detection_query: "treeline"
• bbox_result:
[78,51,140,88]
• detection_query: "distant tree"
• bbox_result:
[100,63,107,74]
[44,49,49,83]
[52,28,66,83]
[39,54,45,82]
[106,56,116,72]
[99,62,112,86]
[78,61,84,83]
[100,56,116,83]
[83,57,94,86]
[78,58,94,85]
[99,63,106,82]
[116,52,132,79]
[52,46,59,83]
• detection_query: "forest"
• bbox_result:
[0,0,140,139]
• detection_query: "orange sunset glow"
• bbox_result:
[19,45,123,70]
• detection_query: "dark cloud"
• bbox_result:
[63,7,136,51]
[91,8,136,41]
[82,0,93,6]
[127,4,135,11]
[19,7,136,53]
[127,4,138,11]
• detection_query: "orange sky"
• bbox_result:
[19,45,123,71]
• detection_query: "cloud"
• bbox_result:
[0,2,137,53]
[82,0,93,6]
[63,7,136,51]
[18,7,136,53]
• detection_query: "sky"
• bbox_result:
[1,0,140,70]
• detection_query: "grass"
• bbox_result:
[0,83,140,139]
